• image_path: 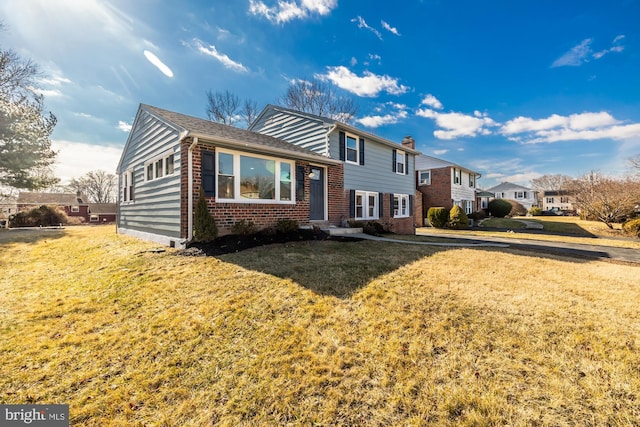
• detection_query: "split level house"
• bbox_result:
[116,104,421,248]
[486,182,538,210]
[415,154,481,225]
[249,104,420,234]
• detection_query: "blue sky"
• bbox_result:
[2,0,639,188]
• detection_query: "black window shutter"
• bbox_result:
[349,189,355,218]
[409,195,414,215]
[390,193,395,218]
[201,151,216,197]
[405,154,409,175]
[378,192,384,218]
[359,138,365,165]
[296,165,305,201]
[339,132,345,161]
[392,149,397,172]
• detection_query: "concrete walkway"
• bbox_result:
[349,230,640,264]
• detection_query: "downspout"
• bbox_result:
[187,136,199,242]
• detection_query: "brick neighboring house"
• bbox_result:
[17,192,90,222]
[87,203,117,223]
[415,155,481,225]
[116,104,343,248]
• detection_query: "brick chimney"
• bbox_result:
[401,135,415,150]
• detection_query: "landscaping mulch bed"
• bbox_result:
[181,228,363,256]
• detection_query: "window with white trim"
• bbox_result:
[216,149,294,203]
[469,174,475,188]
[145,152,175,181]
[355,191,378,220]
[515,191,526,199]
[547,197,554,204]
[395,151,405,174]
[453,168,461,184]
[345,133,359,164]
[121,169,134,203]
[418,170,431,185]
[90,215,99,222]
[71,206,79,212]
[394,194,410,217]
[464,200,473,215]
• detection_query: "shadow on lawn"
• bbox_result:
[206,234,601,298]
[0,227,67,245]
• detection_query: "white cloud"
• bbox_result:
[316,66,409,97]
[381,20,400,36]
[350,57,358,66]
[29,87,64,98]
[500,111,640,143]
[367,53,382,64]
[249,0,336,24]
[143,50,174,78]
[356,110,407,128]
[552,35,625,67]
[117,121,132,132]
[416,108,497,140]
[351,16,382,40]
[433,149,448,155]
[192,39,248,73]
[52,140,123,184]
[421,94,443,110]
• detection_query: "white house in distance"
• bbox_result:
[486,181,538,210]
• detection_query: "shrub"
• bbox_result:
[448,205,470,229]
[427,207,449,228]
[9,205,68,227]
[347,220,365,228]
[487,199,512,218]
[529,206,543,216]
[275,219,299,233]
[506,199,527,217]
[363,221,385,236]
[622,218,640,238]
[468,210,487,221]
[231,219,256,236]
[193,189,217,242]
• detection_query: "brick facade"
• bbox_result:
[180,139,344,237]
[417,166,454,214]
[343,189,416,234]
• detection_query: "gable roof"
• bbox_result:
[138,104,340,165]
[415,154,480,177]
[17,192,88,205]
[486,182,533,193]
[87,203,116,214]
[251,104,421,155]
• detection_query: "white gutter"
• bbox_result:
[187,136,199,242]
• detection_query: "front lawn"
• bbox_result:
[1,226,639,425]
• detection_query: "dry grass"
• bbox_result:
[1,226,640,426]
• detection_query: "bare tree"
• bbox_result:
[530,174,573,192]
[205,90,258,129]
[66,170,117,203]
[277,79,358,124]
[243,99,259,128]
[568,171,640,229]
[629,154,640,173]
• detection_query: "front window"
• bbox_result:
[216,149,295,203]
[396,151,405,174]
[547,197,554,203]
[453,168,461,184]
[346,134,358,163]
[419,170,431,185]
[560,196,569,203]
[469,174,475,188]
[355,191,378,220]
[516,191,525,199]
[464,200,473,215]
[394,194,409,217]
[71,206,79,213]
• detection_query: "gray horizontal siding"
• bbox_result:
[328,129,415,194]
[117,110,182,238]
[251,110,330,155]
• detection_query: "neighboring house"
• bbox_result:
[116,104,343,248]
[486,182,538,210]
[475,190,494,212]
[415,154,481,225]
[16,192,90,221]
[249,105,419,234]
[87,203,117,223]
[542,191,575,213]
[1,197,17,220]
